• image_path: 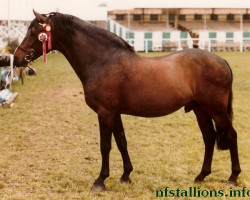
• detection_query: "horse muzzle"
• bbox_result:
[14,46,34,67]
[24,49,34,62]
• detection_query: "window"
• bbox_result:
[144,33,153,52]
[209,32,216,38]
[178,15,186,21]
[227,14,234,21]
[126,32,134,46]
[126,31,134,39]
[107,20,110,31]
[210,14,218,21]
[243,14,250,20]
[150,15,158,21]
[116,14,124,20]
[194,14,202,20]
[144,32,153,39]
[209,32,217,42]
[133,14,141,21]
[180,32,187,38]
[119,27,122,37]
[226,32,234,42]
[162,32,171,39]
[113,24,116,34]
[243,32,250,41]
[243,32,250,38]
[169,14,175,21]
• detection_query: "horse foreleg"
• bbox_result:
[113,114,133,183]
[92,114,113,191]
[193,107,216,182]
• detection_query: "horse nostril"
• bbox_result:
[25,55,30,62]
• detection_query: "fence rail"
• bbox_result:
[0,21,29,48]
[1,20,250,53]
[126,38,250,52]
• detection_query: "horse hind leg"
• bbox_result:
[213,113,241,185]
[193,107,216,182]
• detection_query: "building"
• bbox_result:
[108,4,250,51]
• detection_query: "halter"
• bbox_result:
[16,45,34,63]
[16,23,52,64]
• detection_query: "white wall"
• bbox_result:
[107,19,250,52]
[133,32,144,51]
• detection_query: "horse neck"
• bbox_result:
[51,28,101,83]
[51,23,133,84]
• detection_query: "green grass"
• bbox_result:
[0,51,249,199]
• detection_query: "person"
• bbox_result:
[0,54,10,67]
[0,52,13,89]
[0,54,12,103]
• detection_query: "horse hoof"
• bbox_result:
[226,180,238,186]
[120,178,131,184]
[91,183,106,191]
[194,176,205,183]
[194,178,204,183]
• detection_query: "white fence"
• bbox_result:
[1,18,250,53]
[0,21,29,48]
[126,38,250,52]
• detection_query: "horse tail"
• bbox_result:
[216,60,233,150]
[225,59,234,123]
[227,83,233,123]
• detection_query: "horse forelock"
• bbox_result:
[28,18,39,30]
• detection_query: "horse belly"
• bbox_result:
[121,88,191,117]
[120,60,193,117]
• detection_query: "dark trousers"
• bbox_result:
[0,54,10,67]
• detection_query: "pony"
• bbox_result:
[14,10,241,191]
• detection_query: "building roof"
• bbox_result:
[112,0,250,9]
[103,0,250,10]
[133,0,250,9]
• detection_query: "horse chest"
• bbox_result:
[84,84,120,113]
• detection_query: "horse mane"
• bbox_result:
[49,12,135,53]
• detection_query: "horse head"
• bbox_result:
[14,10,53,66]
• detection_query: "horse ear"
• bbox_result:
[33,10,47,23]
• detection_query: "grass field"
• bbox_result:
[0,51,250,200]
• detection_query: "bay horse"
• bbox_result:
[14,10,241,191]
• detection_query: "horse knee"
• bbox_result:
[100,142,112,155]
[204,134,216,146]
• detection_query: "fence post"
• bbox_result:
[177,39,182,51]
[208,39,211,52]
[240,33,243,52]
[145,39,148,53]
